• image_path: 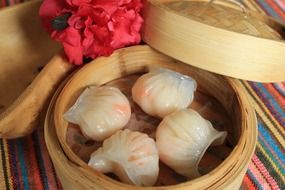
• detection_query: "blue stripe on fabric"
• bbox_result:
[258,123,285,171]
[16,139,30,190]
[256,0,281,18]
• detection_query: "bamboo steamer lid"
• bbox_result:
[142,0,285,82]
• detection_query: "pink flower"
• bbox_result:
[39,0,143,65]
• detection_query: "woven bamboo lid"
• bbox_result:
[142,0,285,82]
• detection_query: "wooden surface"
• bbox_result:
[0,1,74,138]
[46,45,257,190]
[142,0,285,82]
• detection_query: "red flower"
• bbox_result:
[39,0,143,65]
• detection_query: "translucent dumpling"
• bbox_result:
[156,109,227,178]
[88,129,159,186]
[64,86,131,141]
[132,68,197,118]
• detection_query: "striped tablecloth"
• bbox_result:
[0,0,24,7]
[0,0,284,189]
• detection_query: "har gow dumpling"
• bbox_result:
[64,86,131,141]
[88,129,159,186]
[156,109,227,178]
[132,68,197,118]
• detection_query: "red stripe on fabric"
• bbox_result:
[252,155,280,190]
[242,174,257,190]
[275,0,285,11]
[27,136,45,190]
[248,163,269,189]
[265,84,285,107]
[266,0,285,19]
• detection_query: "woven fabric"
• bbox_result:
[0,0,284,189]
[0,0,25,8]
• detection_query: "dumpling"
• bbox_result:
[88,129,159,186]
[132,68,197,118]
[156,109,227,178]
[64,86,131,141]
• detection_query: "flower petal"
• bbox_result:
[54,27,84,65]
[66,0,92,7]
[110,8,143,48]
[63,42,84,65]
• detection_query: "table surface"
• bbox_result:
[0,0,284,190]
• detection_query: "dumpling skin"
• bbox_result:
[64,86,131,141]
[88,129,159,186]
[156,109,227,178]
[132,68,196,118]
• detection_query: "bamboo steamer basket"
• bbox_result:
[142,0,285,82]
[0,0,74,139]
[45,45,258,190]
